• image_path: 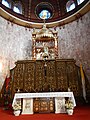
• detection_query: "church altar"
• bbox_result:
[12,92,76,114]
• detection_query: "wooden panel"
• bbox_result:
[12,63,24,95]
[33,98,54,113]
[46,60,56,91]
[9,59,82,96]
[66,62,81,97]
[56,61,68,91]
[35,61,45,92]
[24,62,35,92]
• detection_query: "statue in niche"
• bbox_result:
[43,43,49,59]
[44,43,48,54]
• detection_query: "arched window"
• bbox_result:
[77,0,85,5]
[39,10,51,19]
[2,0,11,8]
[13,2,22,14]
[66,0,75,12]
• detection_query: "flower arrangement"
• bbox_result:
[65,99,74,109]
[13,100,21,111]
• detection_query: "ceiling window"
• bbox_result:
[13,2,22,14]
[39,10,51,19]
[2,0,11,8]
[77,0,85,5]
[35,2,53,20]
[66,0,75,12]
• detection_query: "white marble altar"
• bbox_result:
[12,92,76,114]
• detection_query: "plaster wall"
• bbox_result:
[57,11,90,82]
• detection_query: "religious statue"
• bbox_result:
[43,43,49,59]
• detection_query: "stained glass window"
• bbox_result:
[39,10,51,19]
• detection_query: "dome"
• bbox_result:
[0,0,90,28]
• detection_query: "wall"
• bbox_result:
[0,11,90,90]
[57,11,90,82]
[0,17,32,90]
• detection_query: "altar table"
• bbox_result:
[12,92,76,114]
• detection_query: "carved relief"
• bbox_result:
[12,63,24,94]
[33,98,54,113]
[56,61,68,91]
[35,61,45,92]
[24,62,35,92]
[46,60,56,91]
[66,62,80,96]
[9,59,83,99]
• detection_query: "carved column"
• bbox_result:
[32,31,36,59]
[54,32,58,58]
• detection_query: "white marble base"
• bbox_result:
[55,97,66,113]
[22,98,33,114]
